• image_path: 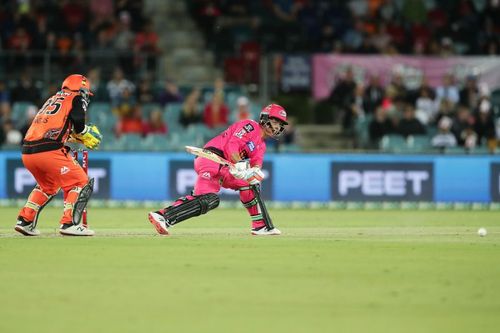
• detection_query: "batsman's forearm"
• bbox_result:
[229,152,241,163]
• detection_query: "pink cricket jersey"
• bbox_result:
[204,119,266,167]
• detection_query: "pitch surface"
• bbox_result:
[0,208,499,333]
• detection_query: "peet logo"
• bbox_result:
[331,162,434,201]
[490,163,500,202]
[169,160,273,201]
[7,159,111,199]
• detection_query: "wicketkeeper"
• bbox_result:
[15,74,102,236]
[148,104,288,235]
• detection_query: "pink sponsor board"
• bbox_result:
[313,54,500,100]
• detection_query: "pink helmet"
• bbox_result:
[260,103,288,124]
[259,104,288,138]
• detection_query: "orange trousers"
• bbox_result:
[18,148,88,225]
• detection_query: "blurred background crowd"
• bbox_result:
[0,0,499,153]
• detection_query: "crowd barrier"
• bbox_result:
[1,151,499,203]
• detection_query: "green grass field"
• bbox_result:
[0,207,499,333]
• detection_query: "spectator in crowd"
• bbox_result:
[370,22,392,53]
[107,67,135,106]
[415,88,437,125]
[363,74,384,115]
[90,0,114,19]
[432,116,457,149]
[112,86,137,118]
[329,67,357,130]
[136,77,155,104]
[234,96,251,122]
[10,73,40,104]
[272,116,298,152]
[435,73,459,106]
[0,102,11,122]
[463,126,478,151]
[473,99,497,151]
[397,104,426,137]
[192,0,222,46]
[2,119,23,145]
[8,27,31,51]
[0,121,4,146]
[115,106,144,137]
[179,88,203,128]
[133,19,160,70]
[156,80,183,107]
[86,67,109,102]
[369,106,394,147]
[434,98,456,125]
[409,75,435,103]
[452,105,473,146]
[203,92,229,129]
[459,75,480,110]
[114,11,135,73]
[213,77,225,96]
[0,81,11,104]
[282,116,296,146]
[386,72,408,102]
[347,85,366,133]
[143,108,168,135]
[19,105,38,139]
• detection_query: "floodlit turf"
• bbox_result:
[0,207,499,333]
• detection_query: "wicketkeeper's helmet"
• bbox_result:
[61,74,93,96]
[259,104,288,138]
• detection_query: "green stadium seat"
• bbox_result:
[11,102,36,127]
[163,103,183,130]
[178,126,205,148]
[88,103,116,133]
[491,89,500,117]
[355,115,372,149]
[120,134,144,150]
[281,144,301,153]
[1,143,21,151]
[469,146,491,154]
[141,103,161,119]
[142,134,170,151]
[444,146,467,155]
[407,135,432,153]
[380,135,407,153]
[190,123,216,141]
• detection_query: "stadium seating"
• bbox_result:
[380,135,406,153]
[407,135,432,153]
[88,103,116,135]
[163,103,183,131]
[11,102,36,127]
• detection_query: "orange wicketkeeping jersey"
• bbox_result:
[23,90,80,154]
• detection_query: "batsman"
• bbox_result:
[149,104,288,236]
[15,74,102,236]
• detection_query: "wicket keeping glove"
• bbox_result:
[72,124,103,150]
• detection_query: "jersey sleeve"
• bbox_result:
[225,134,248,163]
[69,95,86,134]
[225,121,264,165]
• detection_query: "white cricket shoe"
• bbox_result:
[148,211,170,235]
[251,226,281,236]
[14,218,40,236]
[59,223,95,236]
